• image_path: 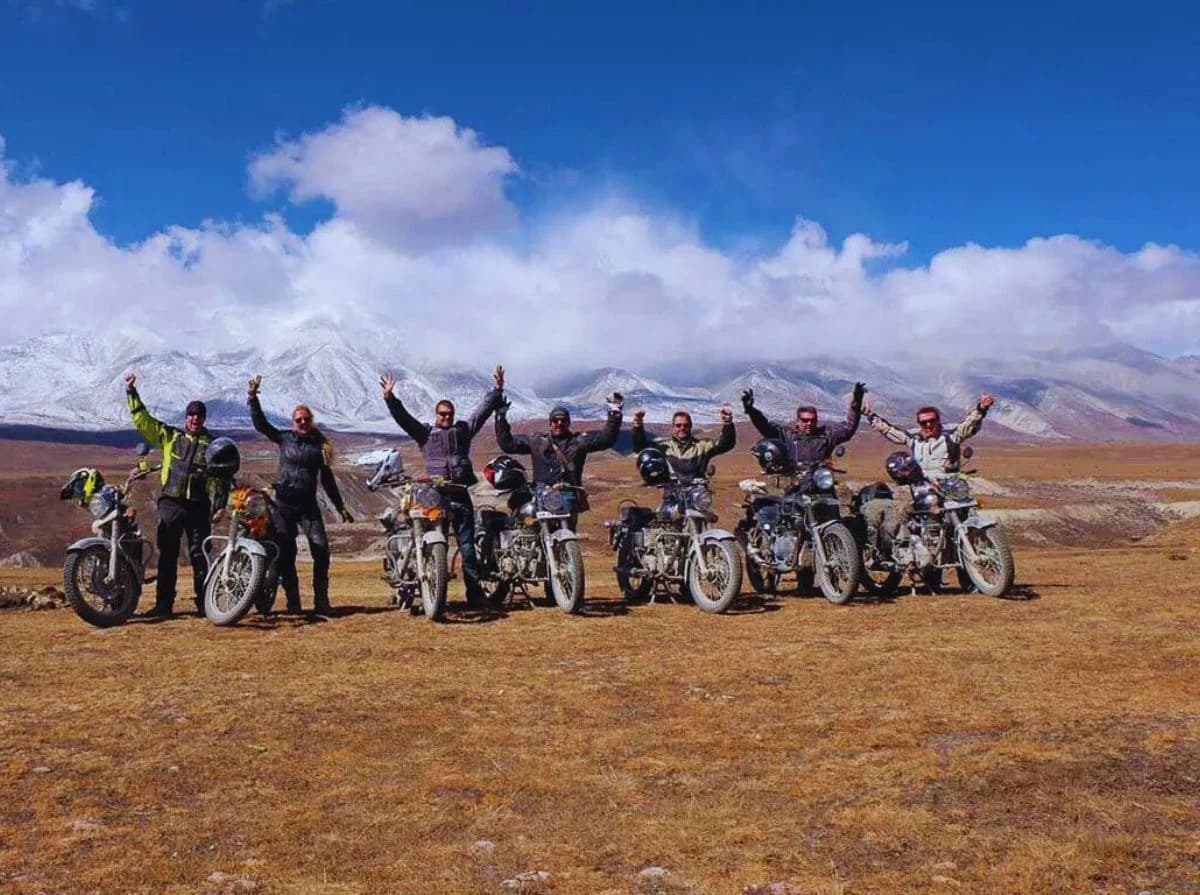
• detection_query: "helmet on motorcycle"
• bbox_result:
[366,449,405,491]
[204,437,241,480]
[885,451,923,485]
[851,481,894,513]
[750,438,792,475]
[636,448,671,486]
[59,468,105,505]
[484,454,528,492]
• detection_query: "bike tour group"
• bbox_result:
[56,364,1015,627]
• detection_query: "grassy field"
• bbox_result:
[2,438,1199,893]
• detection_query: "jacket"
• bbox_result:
[868,404,988,479]
[632,421,735,481]
[248,396,347,511]
[495,408,622,486]
[385,388,503,486]
[126,388,215,503]
[747,404,861,468]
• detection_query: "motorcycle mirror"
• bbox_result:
[135,442,150,457]
[962,446,974,460]
[834,446,846,458]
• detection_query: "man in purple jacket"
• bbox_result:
[380,366,505,606]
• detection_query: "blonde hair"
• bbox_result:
[293,403,334,464]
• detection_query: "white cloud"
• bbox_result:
[1,108,1198,382]
[248,106,518,249]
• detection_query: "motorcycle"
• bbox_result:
[851,446,1015,598]
[605,458,743,613]
[202,485,281,625]
[59,443,159,627]
[366,449,452,620]
[471,455,587,613]
[735,442,862,604]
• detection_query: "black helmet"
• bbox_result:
[750,438,792,475]
[636,448,671,486]
[885,451,922,485]
[852,481,894,513]
[484,455,528,492]
[205,437,241,480]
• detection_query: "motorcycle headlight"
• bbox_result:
[538,486,567,515]
[812,468,835,491]
[941,476,972,502]
[914,487,940,511]
[413,485,441,511]
[688,484,713,512]
[88,486,119,519]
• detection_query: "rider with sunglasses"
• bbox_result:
[741,382,867,468]
[379,366,506,607]
[248,375,353,614]
[631,407,735,481]
[863,393,995,479]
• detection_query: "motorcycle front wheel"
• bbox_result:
[815,523,862,605]
[63,545,140,628]
[420,543,449,621]
[687,540,743,613]
[549,540,585,613]
[205,545,266,626]
[960,524,1015,597]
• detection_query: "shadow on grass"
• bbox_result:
[724,593,782,615]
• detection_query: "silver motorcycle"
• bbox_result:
[367,449,452,620]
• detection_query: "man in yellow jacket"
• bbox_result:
[125,372,217,618]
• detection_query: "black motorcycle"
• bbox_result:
[735,441,862,604]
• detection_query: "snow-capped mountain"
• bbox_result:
[2,330,1200,440]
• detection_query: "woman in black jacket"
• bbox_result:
[247,375,354,613]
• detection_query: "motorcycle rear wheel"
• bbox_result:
[63,545,140,628]
[205,546,266,626]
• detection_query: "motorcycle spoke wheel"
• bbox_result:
[204,547,265,626]
[63,545,139,627]
[687,541,743,613]
[961,525,1015,597]
[816,524,862,605]
[549,540,585,613]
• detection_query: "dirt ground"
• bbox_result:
[2,435,1199,894]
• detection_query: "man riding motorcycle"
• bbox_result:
[494,392,624,529]
[380,365,505,607]
[742,382,866,467]
[631,407,735,480]
[860,394,996,547]
[123,372,218,618]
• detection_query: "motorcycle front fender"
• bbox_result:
[421,530,448,547]
[963,512,997,530]
[698,528,736,544]
[549,528,578,544]
[66,536,110,554]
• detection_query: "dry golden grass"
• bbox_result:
[2,438,1199,893]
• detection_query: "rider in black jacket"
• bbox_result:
[743,382,866,469]
[494,392,624,529]
[247,376,353,614]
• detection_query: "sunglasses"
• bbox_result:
[918,417,940,427]
[673,422,691,428]
[186,411,204,418]
[798,416,817,424]
[436,410,454,418]
[293,416,313,424]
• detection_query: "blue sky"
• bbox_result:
[3,1,1199,261]
[2,1,1199,366]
